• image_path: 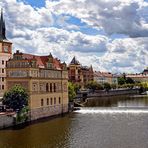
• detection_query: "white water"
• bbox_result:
[75,108,148,114]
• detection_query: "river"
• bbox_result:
[0,96,148,148]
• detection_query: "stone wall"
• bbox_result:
[30,104,68,121]
[88,89,139,98]
[0,113,15,129]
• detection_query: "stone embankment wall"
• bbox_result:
[31,104,68,121]
[0,113,15,129]
[88,89,139,98]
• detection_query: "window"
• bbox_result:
[59,97,61,104]
[46,83,49,92]
[47,98,49,105]
[2,69,4,73]
[41,99,44,106]
[50,98,53,105]
[2,60,4,65]
[50,83,52,92]
[54,97,56,104]
[2,85,4,90]
[2,77,4,82]
[54,83,56,92]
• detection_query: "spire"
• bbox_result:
[70,56,80,65]
[0,8,7,41]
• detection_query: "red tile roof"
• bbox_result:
[94,71,114,78]
[22,53,62,69]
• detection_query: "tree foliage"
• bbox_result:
[85,81,103,90]
[68,82,76,102]
[118,77,126,85]
[103,82,111,91]
[2,85,29,112]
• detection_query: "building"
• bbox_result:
[126,74,148,83]
[94,71,118,86]
[0,9,12,98]
[6,51,68,120]
[68,56,94,88]
[142,68,148,76]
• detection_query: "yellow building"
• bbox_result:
[6,51,68,120]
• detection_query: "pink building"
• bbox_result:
[0,10,12,98]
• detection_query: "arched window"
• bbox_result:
[47,98,49,105]
[50,83,52,92]
[59,97,61,104]
[54,97,56,104]
[50,98,53,105]
[41,99,44,106]
[54,83,56,92]
[46,83,49,92]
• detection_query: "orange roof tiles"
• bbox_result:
[22,53,62,70]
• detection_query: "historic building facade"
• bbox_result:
[68,57,94,88]
[126,74,148,83]
[0,10,12,98]
[6,51,68,120]
[94,71,118,86]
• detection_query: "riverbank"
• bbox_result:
[88,88,139,98]
[0,110,70,130]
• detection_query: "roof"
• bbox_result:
[70,56,80,65]
[0,9,7,41]
[94,71,114,78]
[14,51,63,70]
[127,74,148,78]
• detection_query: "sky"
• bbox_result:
[0,0,148,73]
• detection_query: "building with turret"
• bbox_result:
[6,51,68,120]
[0,9,12,98]
[68,57,94,88]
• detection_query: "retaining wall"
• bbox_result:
[0,113,15,129]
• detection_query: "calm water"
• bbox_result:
[0,96,148,148]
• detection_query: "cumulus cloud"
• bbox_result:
[47,0,148,38]
[0,0,148,73]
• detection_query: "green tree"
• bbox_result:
[103,82,111,91]
[68,82,76,102]
[2,85,29,112]
[74,84,81,93]
[85,81,103,91]
[118,77,126,85]
[126,77,135,84]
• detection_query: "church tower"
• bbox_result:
[0,9,12,98]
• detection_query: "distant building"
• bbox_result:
[6,51,68,120]
[0,9,12,98]
[126,74,148,83]
[94,71,118,85]
[68,57,93,88]
[142,68,148,76]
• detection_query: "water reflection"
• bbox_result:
[0,96,148,148]
[0,116,72,148]
[85,96,148,107]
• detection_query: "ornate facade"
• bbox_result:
[0,9,12,98]
[6,51,68,120]
[68,57,94,88]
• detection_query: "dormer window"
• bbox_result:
[47,62,53,69]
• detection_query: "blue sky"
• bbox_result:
[1,0,148,73]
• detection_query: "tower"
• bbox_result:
[0,9,12,98]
